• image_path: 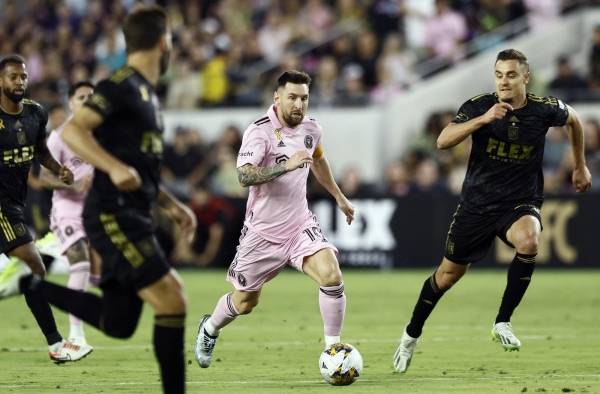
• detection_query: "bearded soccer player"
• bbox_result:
[393,49,592,373]
[36,81,97,348]
[0,55,92,363]
[194,70,355,368]
[0,7,195,393]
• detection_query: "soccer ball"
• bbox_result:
[319,343,363,386]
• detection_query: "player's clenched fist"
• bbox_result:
[109,164,142,191]
[483,102,513,123]
[285,150,313,171]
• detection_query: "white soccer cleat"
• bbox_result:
[68,336,93,350]
[49,340,93,364]
[0,258,30,299]
[492,322,521,351]
[195,314,218,368]
[393,329,418,373]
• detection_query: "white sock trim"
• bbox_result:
[205,318,219,337]
[325,335,341,348]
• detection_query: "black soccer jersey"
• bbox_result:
[453,92,569,212]
[84,66,164,212]
[0,99,48,207]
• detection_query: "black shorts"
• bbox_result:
[0,201,33,253]
[83,209,170,291]
[444,203,542,264]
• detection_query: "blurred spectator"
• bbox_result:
[384,160,411,197]
[166,57,201,109]
[423,0,467,64]
[162,127,207,199]
[368,0,404,39]
[547,56,588,102]
[354,29,380,89]
[339,166,377,198]
[410,157,449,195]
[172,185,232,267]
[257,9,293,64]
[312,56,341,108]
[583,118,600,190]
[524,0,560,31]
[336,64,370,106]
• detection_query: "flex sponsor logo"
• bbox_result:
[486,137,533,163]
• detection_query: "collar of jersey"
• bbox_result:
[0,102,23,115]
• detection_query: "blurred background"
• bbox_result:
[2,0,599,269]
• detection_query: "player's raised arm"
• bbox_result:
[62,107,141,191]
[564,105,592,192]
[437,102,513,149]
[310,145,354,225]
[237,150,312,187]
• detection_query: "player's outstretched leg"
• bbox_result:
[195,290,258,368]
[394,258,467,372]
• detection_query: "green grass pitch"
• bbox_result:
[0,269,599,393]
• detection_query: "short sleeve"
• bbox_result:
[547,97,569,127]
[45,131,62,163]
[84,79,125,118]
[452,99,480,124]
[237,127,267,167]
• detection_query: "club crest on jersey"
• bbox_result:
[0,119,4,130]
[274,128,285,147]
[304,135,313,149]
[508,115,519,141]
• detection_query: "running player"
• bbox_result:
[38,81,96,347]
[393,49,592,373]
[0,54,92,363]
[194,70,355,368]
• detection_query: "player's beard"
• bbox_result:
[3,88,24,103]
[283,110,304,128]
[159,49,171,76]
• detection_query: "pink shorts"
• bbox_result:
[50,215,87,255]
[226,216,338,291]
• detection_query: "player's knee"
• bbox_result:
[104,318,138,339]
[436,270,463,290]
[236,298,259,315]
[317,264,342,286]
[514,234,539,255]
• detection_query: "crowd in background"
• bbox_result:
[1,0,599,110]
[3,0,599,266]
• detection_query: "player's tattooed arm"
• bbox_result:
[237,163,288,187]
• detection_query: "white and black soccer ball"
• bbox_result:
[319,343,363,386]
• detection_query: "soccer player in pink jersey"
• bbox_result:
[195,70,355,368]
[39,81,96,348]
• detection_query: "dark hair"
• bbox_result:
[68,81,94,98]
[0,54,26,71]
[123,5,167,54]
[276,70,312,89]
[496,49,529,70]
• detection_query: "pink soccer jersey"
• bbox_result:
[237,105,322,243]
[46,125,94,220]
